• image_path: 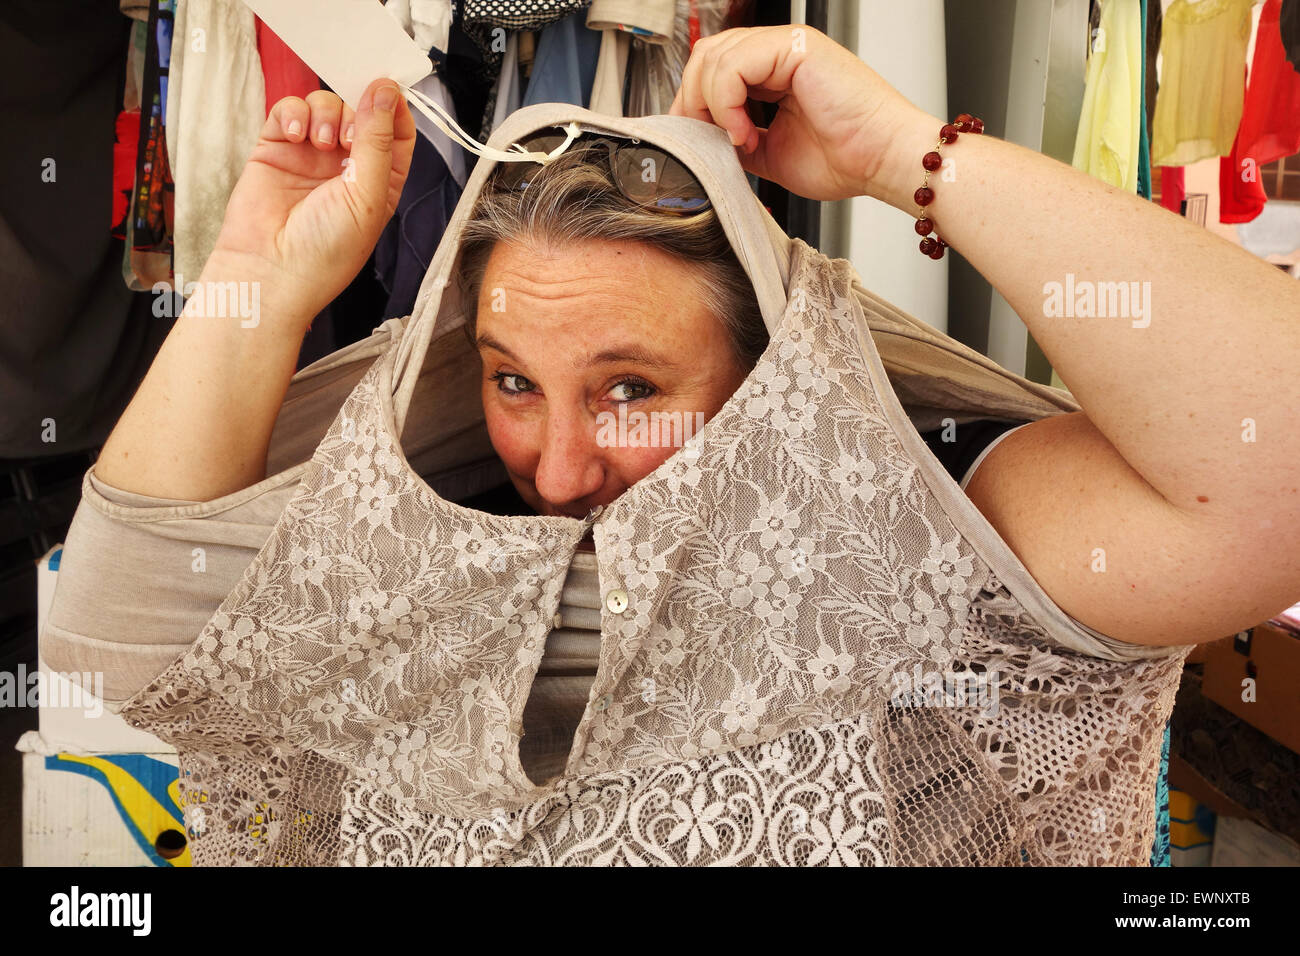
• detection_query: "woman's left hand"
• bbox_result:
[669,25,924,204]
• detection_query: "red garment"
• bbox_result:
[111,110,140,234]
[1240,0,1300,165]
[1221,65,1269,223]
[255,17,319,116]
[1160,165,1185,213]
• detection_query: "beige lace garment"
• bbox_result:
[44,105,1190,866]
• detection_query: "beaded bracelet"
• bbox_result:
[913,113,984,260]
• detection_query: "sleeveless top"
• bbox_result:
[111,239,1187,866]
[504,423,1032,787]
[52,105,1189,866]
[46,422,1028,790]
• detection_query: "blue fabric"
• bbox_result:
[522,11,603,109]
[373,133,462,321]
[1138,0,1166,867]
[1137,0,1152,200]
[1151,719,1172,866]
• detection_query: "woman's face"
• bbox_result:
[475,237,750,519]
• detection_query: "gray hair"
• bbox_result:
[455,140,769,371]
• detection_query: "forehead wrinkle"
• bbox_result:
[489,266,674,317]
[486,238,672,301]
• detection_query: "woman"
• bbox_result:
[55,27,1299,865]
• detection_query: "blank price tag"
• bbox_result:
[240,0,433,109]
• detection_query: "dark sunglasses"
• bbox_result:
[495,131,712,215]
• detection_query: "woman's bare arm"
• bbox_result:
[94,250,316,500]
[673,26,1300,645]
[871,109,1300,646]
[96,81,415,501]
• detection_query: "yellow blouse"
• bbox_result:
[1151,0,1257,167]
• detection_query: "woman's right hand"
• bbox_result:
[210,78,416,319]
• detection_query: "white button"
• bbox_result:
[605,588,629,614]
[586,505,604,521]
[552,612,563,628]
[594,694,612,712]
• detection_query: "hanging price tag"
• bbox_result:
[239,0,433,109]
[239,0,581,165]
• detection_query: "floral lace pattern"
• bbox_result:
[339,710,894,866]
[118,240,1187,866]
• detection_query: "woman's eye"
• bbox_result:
[491,372,535,395]
[609,379,655,402]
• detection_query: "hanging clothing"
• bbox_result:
[1151,0,1256,167]
[384,0,473,186]
[1138,0,1153,199]
[45,104,1189,867]
[481,28,523,138]
[430,9,496,143]
[410,72,470,188]
[1073,0,1145,191]
[588,25,630,115]
[1159,165,1186,212]
[373,132,462,321]
[165,0,265,283]
[0,0,173,458]
[1237,0,1300,172]
[112,110,140,236]
[1144,0,1163,150]
[520,11,602,108]
[1282,0,1300,68]
[384,0,453,56]
[1220,0,1300,224]
[255,16,319,115]
[123,0,175,291]
[461,0,588,76]
[1220,66,1269,223]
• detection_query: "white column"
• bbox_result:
[822,0,949,333]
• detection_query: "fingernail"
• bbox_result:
[375,84,398,112]
[286,119,303,139]
[318,122,335,145]
[343,123,355,145]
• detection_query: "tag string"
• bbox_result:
[403,85,581,164]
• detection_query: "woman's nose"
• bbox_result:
[532,408,606,512]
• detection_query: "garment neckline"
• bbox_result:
[377,244,808,568]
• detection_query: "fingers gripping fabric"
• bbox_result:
[117,242,1187,866]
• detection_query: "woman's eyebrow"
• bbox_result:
[477,333,678,371]
[584,345,679,370]
[475,332,518,360]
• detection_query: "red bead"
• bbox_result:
[922,150,942,171]
[914,217,934,236]
[919,237,936,255]
[955,112,973,127]
[971,117,984,134]
[939,124,959,144]
[914,186,934,206]
[928,243,945,260]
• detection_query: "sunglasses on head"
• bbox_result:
[494,131,712,216]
